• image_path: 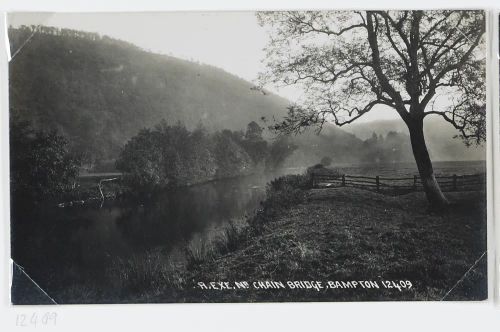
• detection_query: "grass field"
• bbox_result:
[174,186,487,302]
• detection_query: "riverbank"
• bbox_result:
[170,184,487,302]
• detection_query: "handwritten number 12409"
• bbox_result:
[16,312,57,327]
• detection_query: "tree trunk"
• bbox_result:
[407,118,449,208]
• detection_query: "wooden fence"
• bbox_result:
[311,172,486,194]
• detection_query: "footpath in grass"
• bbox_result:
[180,187,487,302]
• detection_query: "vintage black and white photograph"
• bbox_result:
[8,10,487,304]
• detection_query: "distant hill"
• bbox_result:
[343,117,485,161]
[9,26,290,164]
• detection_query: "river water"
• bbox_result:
[11,169,303,295]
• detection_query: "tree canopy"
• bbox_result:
[258,10,486,207]
[116,121,297,191]
[258,11,486,145]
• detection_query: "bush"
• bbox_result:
[265,174,310,212]
[214,221,243,254]
[106,250,184,296]
[268,174,311,192]
[306,164,341,177]
[185,239,214,269]
[10,121,80,202]
[249,174,309,230]
[320,156,333,166]
[184,220,246,269]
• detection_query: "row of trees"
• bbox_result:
[360,131,413,164]
[318,131,413,166]
[115,121,297,191]
[10,119,296,203]
[12,25,114,43]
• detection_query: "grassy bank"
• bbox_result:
[116,172,486,303]
[175,186,486,302]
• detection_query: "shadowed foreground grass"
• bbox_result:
[173,187,487,302]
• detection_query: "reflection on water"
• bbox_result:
[11,170,301,292]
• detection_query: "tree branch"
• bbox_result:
[366,12,409,122]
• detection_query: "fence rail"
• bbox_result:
[311,172,485,194]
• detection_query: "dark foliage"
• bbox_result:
[250,174,310,230]
[305,164,341,178]
[320,156,332,166]
[266,136,298,169]
[10,121,80,202]
[241,121,269,165]
[115,121,296,191]
[359,131,413,164]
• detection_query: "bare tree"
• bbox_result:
[258,10,486,207]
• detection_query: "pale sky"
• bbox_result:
[8,12,399,122]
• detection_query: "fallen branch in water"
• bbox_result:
[56,177,121,208]
[98,177,119,201]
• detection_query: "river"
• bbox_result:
[11,169,303,298]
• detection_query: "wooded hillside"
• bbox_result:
[9,26,290,166]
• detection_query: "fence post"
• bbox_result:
[413,175,417,191]
[342,174,345,187]
[453,174,457,191]
[376,176,380,192]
